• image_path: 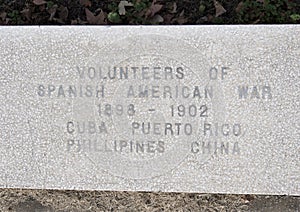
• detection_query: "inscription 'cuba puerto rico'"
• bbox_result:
[36,64,272,157]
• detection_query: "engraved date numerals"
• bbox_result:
[170,104,208,118]
[97,104,136,117]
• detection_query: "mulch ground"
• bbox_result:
[0,0,300,25]
[0,189,299,211]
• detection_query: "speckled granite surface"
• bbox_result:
[0,26,299,195]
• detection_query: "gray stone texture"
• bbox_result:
[0,26,299,195]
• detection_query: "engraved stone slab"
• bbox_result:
[0,26,299,195]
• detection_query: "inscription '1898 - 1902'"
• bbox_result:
[36,64,272,159]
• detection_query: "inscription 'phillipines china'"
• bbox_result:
[0,26,299,195]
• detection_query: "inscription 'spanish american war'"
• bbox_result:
[0,26,299,195]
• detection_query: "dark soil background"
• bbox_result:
[0,0,300,25]
[0,189,299,211]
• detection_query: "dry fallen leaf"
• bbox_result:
[71,18,88,25]
[0,12,7,21]
[59,6,68,21]
[0,12,8,24]
[33,0,47,6]
[214,0,226,17]
[118,1,133,15]
[163,14,174,24]
[235,2,244,13]
[21,9,31,21]
[207,14,214,22]
[80,0,92,7]
[71,19,78,24]
[180,10,184,16]
[49,5,68,23]
[149,14,164,24]
[170,2,177,13]
[174,16,188,24]
[252,18,260,24]
[85,8,107,24]
[146,0,163,17]
[85,8,96,23]
[47,4,58,21]
[171,10,188,24]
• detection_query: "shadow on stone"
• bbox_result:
[15,199,53,212]
[249,196,300,212]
